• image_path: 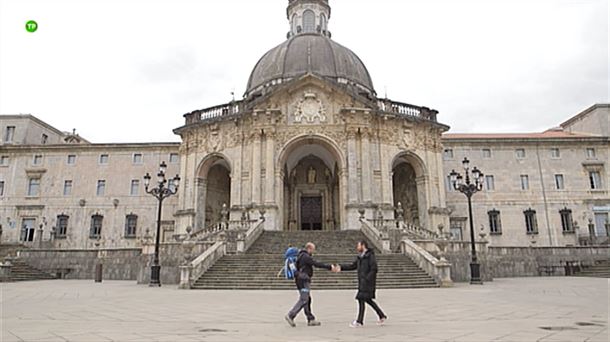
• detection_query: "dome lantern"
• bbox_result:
[287,0,331,38]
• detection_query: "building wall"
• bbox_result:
[0,141,180,249]
[1,115,66,146]
[561,104,610,137]
[443,136,610,247]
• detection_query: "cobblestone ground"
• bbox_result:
[1,277,608,342]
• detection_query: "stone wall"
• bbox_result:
[17,241,214,285]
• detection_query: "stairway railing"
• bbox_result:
[398,221,439,240]
[400,239,452,287]
[179,240,226,289]
[237,217,266,254]
[359,218,391,254]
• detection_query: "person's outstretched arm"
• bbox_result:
[339,258,358,272]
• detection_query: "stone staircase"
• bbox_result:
[192,230,438,290]
[1,258,57,282]
[0,244,57,282]
[573,260,610,278]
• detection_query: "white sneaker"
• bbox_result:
[349,320,363,328]
[377,317,387,326]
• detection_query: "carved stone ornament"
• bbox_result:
[294,92,327,124]
[207,125,223,152]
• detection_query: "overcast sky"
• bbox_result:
[1,0,608,143]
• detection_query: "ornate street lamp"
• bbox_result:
[144,161,180,287]
[449,157,484,285]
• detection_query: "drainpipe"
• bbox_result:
[535,143,554,246]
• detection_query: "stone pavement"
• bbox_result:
[1,277,608,342]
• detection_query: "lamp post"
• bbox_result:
[449,158,484,285]
[144,161,180,287]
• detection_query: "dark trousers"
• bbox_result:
[357,298,386,324]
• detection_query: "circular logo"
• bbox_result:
[26,20,38,33]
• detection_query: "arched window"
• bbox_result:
[320,14,327,31]
[291,14,297,34]
[303,10,315,33]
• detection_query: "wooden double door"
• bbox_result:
[300,196,323,231]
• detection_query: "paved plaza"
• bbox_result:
[1,277,608,342]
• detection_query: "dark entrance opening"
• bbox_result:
[301,196,323,230]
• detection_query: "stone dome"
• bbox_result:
[246,33,375,97]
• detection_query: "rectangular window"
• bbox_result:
[559,209,573,233]
[130,180,140,196]
[169,153,180,163]
[488,210,502,235]
[27,178,40,197]
[168,179,177,192]
[63,180,73,196]
[524,209,538,234]
[0,156,8,166]
[33,155,43,165]
[485,175,495,191]
[0,181,4,197]
[520,175,530,190]
[96,180,106,196]
[589,171,602,190]
[449,219,465,241]
[133,153,143,164]
[125,214,138,238]
[99,154,109,164]
[551,148,560,159]
[443,149,454,160]
[446,175,455,192]
[67,155,76,165]
[56,215,69,238]
[41,134,48,145]
[90,215,103,239]
[4,126,15,143]
[515,148,526,159]
[482,149,492,159]
[554,174,564,190]
[586,148,596,159]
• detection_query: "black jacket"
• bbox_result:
[295,250,332,289]
[340,249,378,300]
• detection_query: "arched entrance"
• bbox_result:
[196,155,231,229]
[278,136,344,231]
[392,153,426,227]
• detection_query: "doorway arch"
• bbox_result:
[277,135,345,231]
[392,152,427,227]
[195,154,231,229]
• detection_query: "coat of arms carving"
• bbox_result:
[293,92,327,124]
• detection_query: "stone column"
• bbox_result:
[251,131,262,205]
[346,128,359,204]
[195,178,207,229]
[379,139,392,206]
[360,129,372,203]
[264,132,275,204]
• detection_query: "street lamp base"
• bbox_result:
[149,265,162,287]
[469,261,483,285]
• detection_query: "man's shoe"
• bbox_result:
[377,317,387,326]
[285,315,296,328]
[350,320,363,328]
[307,320,322,326]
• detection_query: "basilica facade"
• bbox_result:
[0,0,608,249]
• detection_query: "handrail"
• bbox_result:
[398,221,439,240]
[188,219,259,242]
[240,218,265,253]
[179,241,226,289]
[360,218,388,253]
[401,239,452,287]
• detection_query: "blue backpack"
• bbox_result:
[283,247,300,280]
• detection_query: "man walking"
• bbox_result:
[285,242,335,327]
[336,240,387,327]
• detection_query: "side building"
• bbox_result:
[443,104,610,247]
[0,115,180,249]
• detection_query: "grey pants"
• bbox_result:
[287,283,315,322]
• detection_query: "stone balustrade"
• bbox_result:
[184,101,243,124]
[377,99,439,122]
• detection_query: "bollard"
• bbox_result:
[95,263,103,283]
